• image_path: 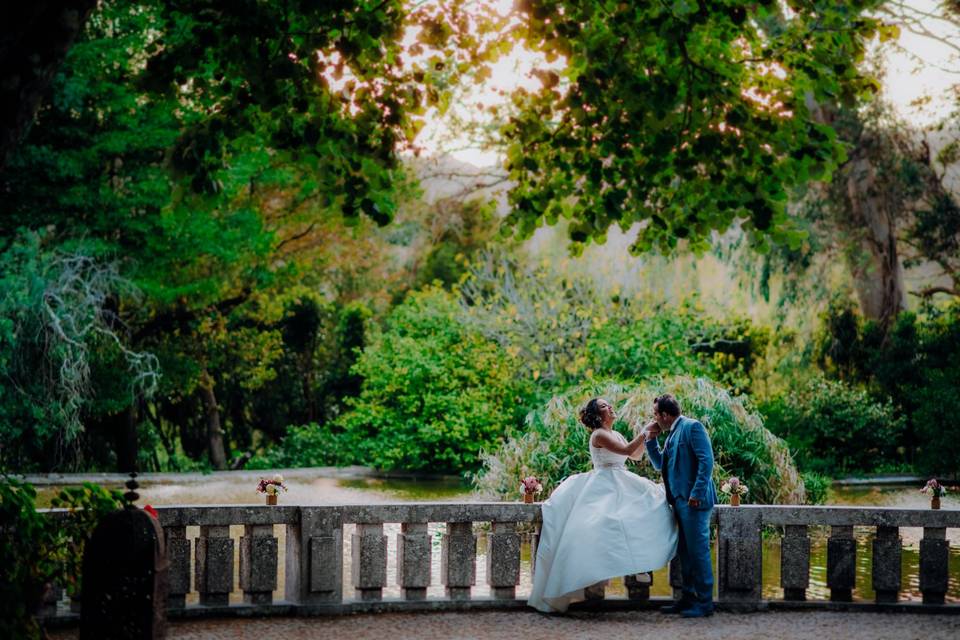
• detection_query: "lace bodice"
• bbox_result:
[589,430,629,470]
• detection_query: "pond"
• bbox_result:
[34,472,959,604]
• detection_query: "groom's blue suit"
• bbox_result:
[645,415,717,607]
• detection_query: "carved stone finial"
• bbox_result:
[124,471,140,504]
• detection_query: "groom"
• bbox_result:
[644,394,717,618]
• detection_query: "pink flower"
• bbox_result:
[921,478,946,497]
[257,476,288,494]
[520,476,542,494]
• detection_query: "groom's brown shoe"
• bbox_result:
[660,600,694,614]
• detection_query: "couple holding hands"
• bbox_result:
[528,394,718,618]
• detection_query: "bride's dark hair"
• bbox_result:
[579,398,604,430]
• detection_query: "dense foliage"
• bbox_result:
[815,302,960,475]
[335,288,533,472]
[0,477,125,640]
[501,0,885,253]
[759,375,903,474]
[1,0,958,488]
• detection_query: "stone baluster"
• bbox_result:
[871,526,901,604]
[441,521,476,600]
[240,524,278,605]
[351,523,388,601]
[195,525,233,606]
[487,522,521,600]
[826,525,855,602]
[668,558,684,600]
[919,527,948,605]
[624,572,652,602]
[164,525,191,609]
[285,507,342,605]
[583,582,606,600]
[718,507,762,603]
[780,524,810,601]
[530,526,540,575]
[397,521,432,600]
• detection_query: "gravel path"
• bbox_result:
[48,610,960,640]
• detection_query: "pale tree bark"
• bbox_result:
[805,94,907,329]
[199,370,228,470]
[842,140,907,327]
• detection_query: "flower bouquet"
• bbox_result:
[720,476,749,506]
[257,474,288,505]
[920,478,947,510]
[520,476,542,504]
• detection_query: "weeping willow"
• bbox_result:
[475,376,806,505]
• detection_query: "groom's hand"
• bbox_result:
[687,498,701,507]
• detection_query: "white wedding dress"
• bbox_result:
[527,431,679,612]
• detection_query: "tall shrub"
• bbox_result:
[336,288,533,473]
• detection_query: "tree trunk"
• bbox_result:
[113,403,139,473]
[843,144,907,327]
[1,1,98,168]
[199,370,228,470]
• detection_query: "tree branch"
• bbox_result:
[909,286,959,298]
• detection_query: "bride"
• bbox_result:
[527,397,679,613]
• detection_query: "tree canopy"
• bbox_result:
[499,0,887,254]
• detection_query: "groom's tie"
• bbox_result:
[663,423,679,503]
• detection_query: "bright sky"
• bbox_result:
[877,0,959,126]
[411,0,959,168]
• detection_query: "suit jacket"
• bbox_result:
[645,415,717,510]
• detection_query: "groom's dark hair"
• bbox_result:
[654,394,681,417]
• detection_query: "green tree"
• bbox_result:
[337,287,533,473]
[499,0,884,254]
[1,0,489,471]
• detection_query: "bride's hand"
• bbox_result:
[642,421,660,441]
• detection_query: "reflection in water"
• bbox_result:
[36,475,958,604]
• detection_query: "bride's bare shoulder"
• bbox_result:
[590,428,619,448]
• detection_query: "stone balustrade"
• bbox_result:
[39,503,959,622]
[718,505,960,609]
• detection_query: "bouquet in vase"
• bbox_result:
[720,476,748,505]
[257,474,288,504]
[520,476,542,503]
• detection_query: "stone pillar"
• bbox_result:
[624,572,652,602]
[80,506,168,639]
[441,521,476,600]
[668,558,683,600]
[919,527,948,605]
[871,526,901,604]
[486,522,521,600]
[397,522,431,601]
[164,526,191,609]
[718,507,762,604]
[530,527,540,575]
[285,507,342,605]
[195,525,233,606]
[351,523,388,601]
[240,524,278,605]
[827,525,855,602]
[780,524,809,601]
